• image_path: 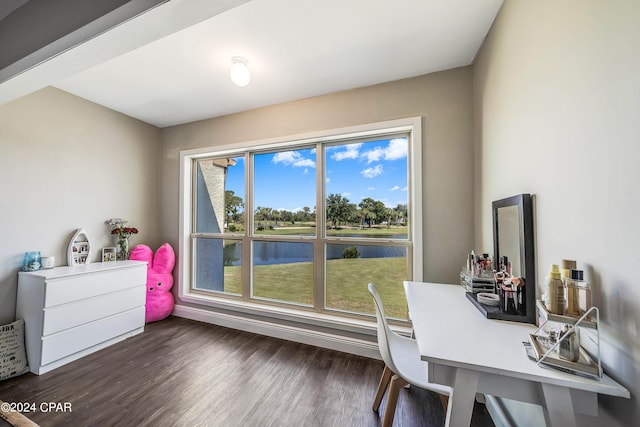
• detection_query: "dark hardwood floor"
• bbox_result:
[0,316,494,427]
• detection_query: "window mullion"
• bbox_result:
[314,142,325,311]
[243,152,254,300]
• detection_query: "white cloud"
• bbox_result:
[272,151,316,168]
[331,143,362,161]
[390,185,400,191]
[363,147,384,164]
[385,138,408,160]
[367,186,375,191]
[362,138,408,164]
[272,151,296,164]
[326,177,331,183]
[295,158,315,167]
[402,186,408,192]
[361,165,383,178]
[342,192,351,197]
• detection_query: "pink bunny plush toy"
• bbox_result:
[129,243,175,323]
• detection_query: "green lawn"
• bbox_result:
[223,256,408,319]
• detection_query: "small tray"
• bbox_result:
[465,292,533,323]
[528,333,602,380]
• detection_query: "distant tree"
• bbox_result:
[346,206,360,225]
[280,210,294,224]
[359,198,377,228]
[272,209,282,226]
[384,207,395,228]
[255,206,270,226]
[361,209,375,228]
[302,206,312,221]
[225,190,244,227]
[394,204,407,224]
[373,200,387,224]
[326,193,355,229]
[267,207,275,225]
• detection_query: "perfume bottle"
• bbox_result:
[558,324,581,362]
[565,269,592,317]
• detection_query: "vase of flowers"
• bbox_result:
[105,218,139,260]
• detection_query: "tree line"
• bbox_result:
[225,190,407,229]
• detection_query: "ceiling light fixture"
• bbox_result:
[230,56,250,87]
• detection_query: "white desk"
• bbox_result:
[404,281,630,427]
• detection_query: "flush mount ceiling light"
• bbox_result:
[230,56,250,87]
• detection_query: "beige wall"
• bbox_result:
[474,0,640,424]
[0,87,161,323]
[160,67,475,299]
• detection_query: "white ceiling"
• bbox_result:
[6,0,503,128]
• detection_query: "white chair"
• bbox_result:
[368,283,451,427]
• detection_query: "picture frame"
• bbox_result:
[102,247,117,263]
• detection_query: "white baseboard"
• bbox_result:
[172,304,381,360]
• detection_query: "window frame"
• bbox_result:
[178,117,423,329]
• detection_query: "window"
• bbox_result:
[180,117,422,325]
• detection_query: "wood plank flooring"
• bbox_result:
[0,316,494,427]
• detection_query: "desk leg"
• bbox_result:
[445,368,479,427]
[541,383,577,427]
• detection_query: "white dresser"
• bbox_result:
[17,260,147,375]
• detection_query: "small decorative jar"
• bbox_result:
[41,256,55,269]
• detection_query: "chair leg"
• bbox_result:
[373,365,393,411]
[382,375,408,427]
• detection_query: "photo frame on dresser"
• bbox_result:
[102,247,117,263]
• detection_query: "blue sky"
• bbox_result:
[226,138,408,212]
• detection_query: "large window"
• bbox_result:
[180,118,422,324]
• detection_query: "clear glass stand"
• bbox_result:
[529,303,602,380]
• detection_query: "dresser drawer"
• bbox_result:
[44,265,146,307]
[40,306,145,365]
[42,286,146,335]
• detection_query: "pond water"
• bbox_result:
[225,234,406,266]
